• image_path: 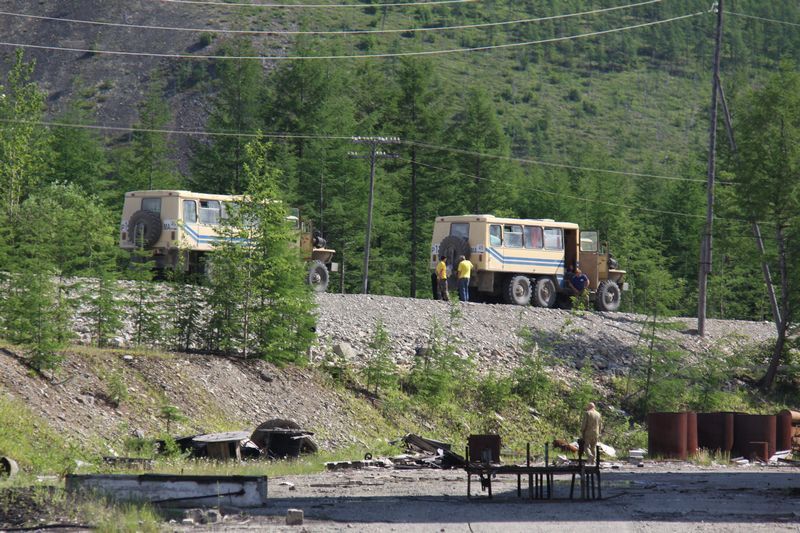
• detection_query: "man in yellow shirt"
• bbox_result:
[435,255,449,301]
[456,255,474,302]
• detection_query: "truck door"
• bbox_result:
[579,231,599,289]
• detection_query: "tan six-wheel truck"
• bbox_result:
[429,215,627,310]
[119,190,337,291]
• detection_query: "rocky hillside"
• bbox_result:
[0,293,778,459]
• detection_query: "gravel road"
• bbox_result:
[174,463,800,532]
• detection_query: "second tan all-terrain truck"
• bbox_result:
[429,214,627,310]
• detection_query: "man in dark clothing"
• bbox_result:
[567,267,590,308]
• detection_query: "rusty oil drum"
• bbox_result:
[733,414,776,458]
[776,410,795,451]
[697,412,735,452]
[686,412,698,455]
[647,412,688,460]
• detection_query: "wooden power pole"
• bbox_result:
[350,137,400,294]
[698,0,724,337]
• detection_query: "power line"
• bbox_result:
[158,0,476,8]
[0,118,353,140]
[2,118,765,227]
[405,140,715,184]
[728,11,800,28]
[0,11,704,60]
[3,118,716,186]
[0,0,664,37]
[402,156,758,224]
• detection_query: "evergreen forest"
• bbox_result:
[0,0,798,370]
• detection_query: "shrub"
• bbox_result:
[107,371,129,407]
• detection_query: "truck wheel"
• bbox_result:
[307,260,329,292]
[595,280,621,312]
[532,277,557,308]
[128,210,162,249]
[504,275,532,305]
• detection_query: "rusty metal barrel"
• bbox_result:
[686,412,698,455]
[777,410,795,451]
[697,412,735,452]
[734,414,776,458]
[648,412,688,460]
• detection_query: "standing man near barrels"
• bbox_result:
[581,402,602,462]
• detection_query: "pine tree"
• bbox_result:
[0,49,50,218]
[165,255,206,353]
[115,75,180,194]
[206,137,316,362]
[190,38,265,194]
[49,102,110,197]
[125,243,163,348]
[361,320,397,395]
[391,57,447,297]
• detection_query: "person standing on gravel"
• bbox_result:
[581,402,602,462]
[436,255,449,301]
[456,255,473,302]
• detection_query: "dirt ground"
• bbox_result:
[191,463,800,532]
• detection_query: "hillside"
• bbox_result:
[0,293,780,469]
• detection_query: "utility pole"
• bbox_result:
[350,137,400,294]
[697,0,724,337]
[716,76,782,333]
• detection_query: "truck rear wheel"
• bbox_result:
[595,280,621,312]
[307,260,329,292]
[504,275,532,305]
[532,277,557,308]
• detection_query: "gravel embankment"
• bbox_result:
[314,294,777,375]
[67,278,777,376]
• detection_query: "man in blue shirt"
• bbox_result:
[568,267,590,308]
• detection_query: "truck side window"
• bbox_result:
[503,225,523,248]
[524,226,543,249]
[183,200,197,223]
[450,223,469,239]
[142,198,161,214]
[544,227,563,250]
[489,225,502,246]
[199,200,221,225]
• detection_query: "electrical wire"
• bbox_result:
[0,11,704,60]
[0,0,664,36]
[400,156,760,224]
[0,118,765,227]
[158,0,476,8]
[0,118,353,140]
[2,118,721,187]
[405,140,714,184]
[728,11,800,28]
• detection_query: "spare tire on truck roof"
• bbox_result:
[128,210,162,249]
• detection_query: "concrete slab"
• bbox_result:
[65,473,268,508]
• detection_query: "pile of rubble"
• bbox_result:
[325,434,465,471]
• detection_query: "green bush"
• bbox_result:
[106,371,129,407]
[478,373,513,412]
